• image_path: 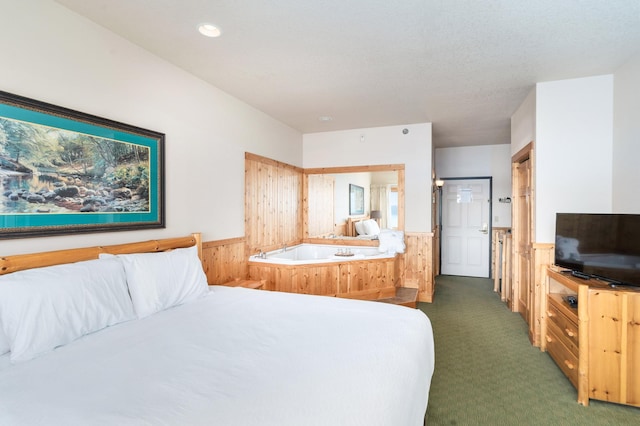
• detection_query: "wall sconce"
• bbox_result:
[432,179,444,203]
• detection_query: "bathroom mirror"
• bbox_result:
[304,164,404,241]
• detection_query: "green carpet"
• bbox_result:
[419,275,639,425]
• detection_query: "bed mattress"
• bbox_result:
[0,286,434,425]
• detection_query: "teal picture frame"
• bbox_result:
[0,91,165,239]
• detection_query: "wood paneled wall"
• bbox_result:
[201,237,247,285]
[248,263,342,294]
[248,257,398,295]
[305,174,335,237]
[403,232,435,303]
[245,153,303,255]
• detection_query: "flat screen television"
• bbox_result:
[555,213,640,288]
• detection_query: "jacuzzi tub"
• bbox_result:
[250,243,394,265]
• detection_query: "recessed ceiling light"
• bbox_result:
[318,116,333,122]
[198,23,222,38]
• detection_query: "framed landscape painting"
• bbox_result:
[0,91,165,239]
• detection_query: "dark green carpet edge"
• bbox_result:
[419,275,639,425]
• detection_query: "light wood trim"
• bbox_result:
[0,234,200,276]
[510,141,537,344]
[202,237,245,248]
[512,141,534,164]
[244,152,303,172]
[304,164,405,174]
[404,232,435,302]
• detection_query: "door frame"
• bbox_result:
[511,142,535,317]
[438,176,493,278]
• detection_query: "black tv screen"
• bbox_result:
[555,213,640,287]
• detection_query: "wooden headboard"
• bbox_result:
[0,233,201,276]
[346,216,369,237]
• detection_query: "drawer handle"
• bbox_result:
[564,360,575,370]
[546,335,553,343]
[547,311,554,318]
[565,328,575,338]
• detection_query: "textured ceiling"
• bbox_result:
[55,0,640,147]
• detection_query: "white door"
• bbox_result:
[441,179,491,277]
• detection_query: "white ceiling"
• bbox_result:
[55,0,640,148]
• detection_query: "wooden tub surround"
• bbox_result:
[249,254,398,295]
[240,152,435,303]
[248,254,418,308]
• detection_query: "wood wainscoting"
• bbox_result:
[201,237,247,285]
[403,232,436,303]
[248,256,397,295]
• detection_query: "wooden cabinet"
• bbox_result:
[543,269,640,407]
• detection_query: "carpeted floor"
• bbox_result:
[419,275,639,425]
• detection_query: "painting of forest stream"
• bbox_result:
[1,117,150,214]
[0,91,164,238]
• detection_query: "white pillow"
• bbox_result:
[0,257,135,363]
[106,245,208,319]
[0,325,9,355]
[378,230,406,254]
[363,219,381,236]
[354,220,366,235]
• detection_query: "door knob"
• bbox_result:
[479,223,488,234]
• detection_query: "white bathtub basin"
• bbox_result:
[249,243,394,265]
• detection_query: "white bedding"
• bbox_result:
[0,286,434,426]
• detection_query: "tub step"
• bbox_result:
[376,287,419,309]
[336,286,418,309]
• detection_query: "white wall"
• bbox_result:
[510,88,536,155]
[435,144,512,227]
[0,0,302,255]
[613,52,640,213]
[303,123,432,232]
[535,75,614,242]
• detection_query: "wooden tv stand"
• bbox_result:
[543,268,640,407]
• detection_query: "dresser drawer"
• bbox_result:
[546,328,579,389]
[547,297,579,347]
[547,318,578,356]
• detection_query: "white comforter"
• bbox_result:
[0,286,434,425]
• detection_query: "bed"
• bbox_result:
[0,233,434,425]
[346,215,379,238]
